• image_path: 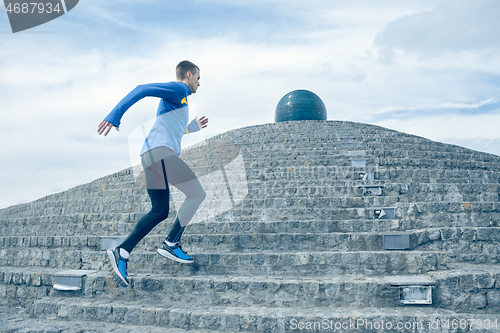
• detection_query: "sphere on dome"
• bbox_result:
[275,90,327,123]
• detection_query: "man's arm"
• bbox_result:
[99,82,190,135]
[186,116,209,134]
[98,120,119,136]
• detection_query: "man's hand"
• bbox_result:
[98,120,119,136]
[196,116,209,129]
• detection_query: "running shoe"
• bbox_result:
[106,247,129,287]
[157,242,194,264]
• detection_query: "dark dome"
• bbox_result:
[275,90,327,123]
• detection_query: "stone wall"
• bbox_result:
[1,120,500,332]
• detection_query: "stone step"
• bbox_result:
[242,140,488,156]
[25,297,500,332]
[244,142,497,156]
[4,178,499,207]
[0,247,446,276]
[2,172,499,220]
[224,134,490,152]
[2,206,499,237]
[0,208,500,236]
[3,167,498,205]
[0,267,413,310]
[1,199,499,223]
[189,220,500,235]
[2,210,499,241]
[244,155,500,171]
[248,158,500,171]
[0,305,224,333]
[374,150,498,162]
[2,228,498,265]
[3,265,499,313]
[193,131,486,148]
[231,126,483,149]
[5,195,499,224]
[1,166,498,208]
[240,187,498,203]
[184,152,500,168]
[215,142,498,158]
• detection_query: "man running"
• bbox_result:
[98,60,208,287]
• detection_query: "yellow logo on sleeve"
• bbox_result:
[181,97,187,105]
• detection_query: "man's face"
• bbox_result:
[186,70,200,93]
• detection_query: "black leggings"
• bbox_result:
[119,146,206,253]
[119,189,170,253]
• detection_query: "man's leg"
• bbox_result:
[118,188,170,253]
[157,153,206,263]
[107,148,170,286]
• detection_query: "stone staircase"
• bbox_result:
[1,120,499,332]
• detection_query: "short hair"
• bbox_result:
[176,60,199,80]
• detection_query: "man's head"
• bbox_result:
[176,60,200,93]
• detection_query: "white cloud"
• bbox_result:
[375,0,500,59]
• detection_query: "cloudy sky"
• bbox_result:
[1,0,499,209]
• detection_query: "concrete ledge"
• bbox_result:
[384,275,437,286]
[53,270,99,291]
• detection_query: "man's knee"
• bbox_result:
[188,186,206,201]
[177,180,206,202]
[189,188,206,203]
[150,207,169,221]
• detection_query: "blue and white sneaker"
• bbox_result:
[106,248,129,287]
[157,242,194,264]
